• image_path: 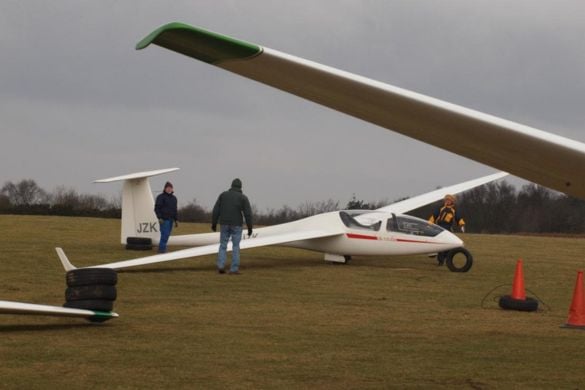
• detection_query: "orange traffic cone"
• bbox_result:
[499,259,538,312]
[562,271,585,329]
[511,259,526,300]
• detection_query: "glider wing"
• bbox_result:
[377,171,508,215]
[137,23,585,199]
[57,229,341,270]
[0,300,118,321]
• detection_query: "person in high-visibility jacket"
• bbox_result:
[429,194,465,265]
[429,194,466,232]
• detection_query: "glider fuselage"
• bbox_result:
[168,210,462,257]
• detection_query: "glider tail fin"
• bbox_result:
[95,168,179,244]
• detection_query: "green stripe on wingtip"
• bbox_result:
[91,311,118,318]
[88,311,118,323]
[136,22,262,64]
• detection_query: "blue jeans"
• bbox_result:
[217,225,242,272]
[158,219,173,253]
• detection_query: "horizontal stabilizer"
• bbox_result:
[95,168,179,183]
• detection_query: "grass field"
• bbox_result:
[1,215,585,389]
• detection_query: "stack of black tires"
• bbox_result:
[63,268,118,312]
[126,237,152,251]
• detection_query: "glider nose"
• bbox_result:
[440,230,463,247]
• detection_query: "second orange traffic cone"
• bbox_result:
[562,271,585,329]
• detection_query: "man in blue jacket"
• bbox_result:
[212,178,253,275]
[154,181,178,253]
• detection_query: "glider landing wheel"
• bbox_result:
[343,255,351,264]
[445,247,473,273]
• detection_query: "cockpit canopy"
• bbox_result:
[339,210,444,237]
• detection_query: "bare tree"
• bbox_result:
[51,186,81,208]
[298,199,339,217]
[0,193,10,210]
[179,198,209,222]
[1,179,48,205]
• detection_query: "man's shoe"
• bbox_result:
[218,268,226,274]
[229,270,241,275]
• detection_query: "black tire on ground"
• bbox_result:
[126,237,153,245]
[498,295,539,312]
[66,268,117,287]
[343,255,351,264]
[445,247,473,273]
[65,285,117,301]
[63,299,114,312]
[125,243,153,251]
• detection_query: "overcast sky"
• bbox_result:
[1,1,584,210]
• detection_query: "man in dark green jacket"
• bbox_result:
[211,178,253,274]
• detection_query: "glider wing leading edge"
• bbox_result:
[378,171,508,215]
[137,22,585,200]
[57,229,342,271]
[0,300,118,321]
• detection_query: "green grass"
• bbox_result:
[1,215,585,389]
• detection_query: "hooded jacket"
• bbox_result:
[212,179,253,228]
[155,190,178,221]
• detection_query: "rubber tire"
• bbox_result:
[63,299,114,312]
[125,243,153,251]
[66,285,117,301]
[66,268,117,287]
[126,237,152,245]
[445,247,473,273]
[498,295,539,312]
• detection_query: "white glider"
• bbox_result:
[136,22,585,200]
[0,300,118,322]
[56,170,507,271]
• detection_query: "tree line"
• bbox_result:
[2,179,585,234]
[0,180,121,218]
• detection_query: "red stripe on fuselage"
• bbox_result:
[346,233,378,240]
[395,238,434,244]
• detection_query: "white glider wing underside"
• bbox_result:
[137,23,585,199]
[77,229,341,270]
[0,300,118,320]
[377,171,508,215]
